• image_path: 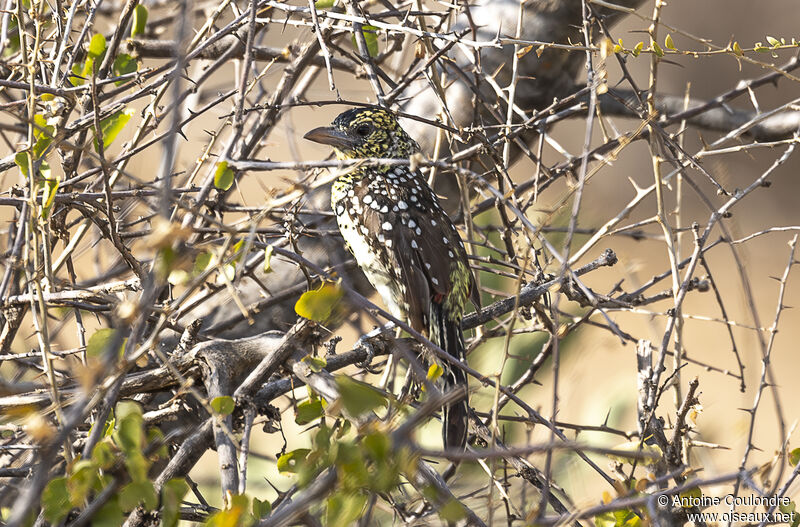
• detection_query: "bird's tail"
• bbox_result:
[430,304,469,450]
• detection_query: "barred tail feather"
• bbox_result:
[431,304,469,450]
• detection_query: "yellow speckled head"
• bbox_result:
[304,107,420,159]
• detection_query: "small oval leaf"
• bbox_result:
[210,396,235,415]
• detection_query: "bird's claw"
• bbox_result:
[355,335,380,372]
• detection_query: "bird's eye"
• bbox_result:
[355,123,371,137]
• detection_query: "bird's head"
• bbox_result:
[304,107,419,160]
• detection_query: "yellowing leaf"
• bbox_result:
[294,283,344,323]
[732,41,743,56]
[665,34,675,50]
[427,363,444,381]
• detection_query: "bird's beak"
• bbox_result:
[303,126,356,150]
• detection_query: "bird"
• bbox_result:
[304,107,480,450]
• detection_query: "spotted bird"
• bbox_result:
[305,108,479,450]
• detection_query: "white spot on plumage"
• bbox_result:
[411,240,418,249]
[382,221,393,231]
[448,250,454,258]
[416,227,421,235]
[408,219,416,228]
[398,200,408,210]
[431,277,439,285]
[443,237,449,244]
[363,195,373,204]
[380,205,388,213]
[430,219,436,226]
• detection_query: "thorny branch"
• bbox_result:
[1,0,799,526]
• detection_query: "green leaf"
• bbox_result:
[678,487,702,507]
[363,431,390,461]
[193,251,213,275]
[69,62,85,86]
[303,354,327,373]
[352,25,379,58]
[146,427,169,460]
[632,41,643,57]
[41,477,70,524]
[439,499,467,522]
[113,402,149,482]
[91,441,116,469]
[41,178,58,219]
[732,41,743,56]
[86,328,126,359]
[94,108,134,150]
[211,396,235,416]
[277,448,311,474]
[32,114,55,158]
[296,398,325,425]
[665,34,675,50]
[88,33,107,59]
[326,492,367,527]
[67,460,98,507]
[314,0,335,8]
[131,5,148,38]
[14,152,30,178]
[651,41,664,57]
[789,447,800,466]
[263,245,274,273]
[119,480,158,512]
[766,35,781,47]
[335,376,386,417]
[252,497,272,519]
[112,54,138,85]
[214,161,235,191]
[294,283,344,323]
[93,496,125,527]
[161,478,189,527]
